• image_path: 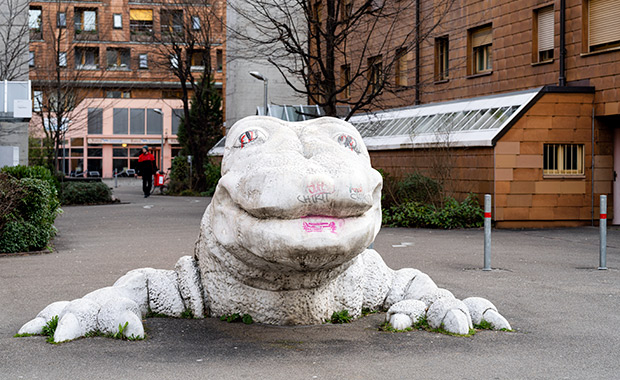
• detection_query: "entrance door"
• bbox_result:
[613,128,620,224]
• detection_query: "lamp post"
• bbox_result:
[154,108,164,171]
[249,71,269,116]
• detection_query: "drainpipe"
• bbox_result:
[559,0,566,86]
[415,0,421,105]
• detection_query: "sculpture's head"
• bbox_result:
[209,116,382,276]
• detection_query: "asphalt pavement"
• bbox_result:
[1,181,619,379]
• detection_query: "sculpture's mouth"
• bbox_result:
[210,182,382,273]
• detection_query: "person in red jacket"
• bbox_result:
[137,146,157,198]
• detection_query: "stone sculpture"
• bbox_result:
[19,116,510,342]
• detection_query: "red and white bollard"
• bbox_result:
[599,195,608,270]
[483,194,492,271]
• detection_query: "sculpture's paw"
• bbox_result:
[463,297,511,331]
[426,297,473,335]
[385,300,426,330]
[18,256,205,343]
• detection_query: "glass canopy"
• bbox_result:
[349,88,542,150]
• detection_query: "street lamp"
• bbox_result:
[249,71,269,116]
[153,108,164,171]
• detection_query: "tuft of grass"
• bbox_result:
[42,316,59,343]
[14,333,38,338]
[181,309,195,319]
[362,307,381,317]
[474,319,493,330]
[220,313,253,324]
[329,310,353,324]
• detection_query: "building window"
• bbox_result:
[58,52,67,67]
[75,8,98,34]
[586,0,620,52]
[163,90,183,99]
[29,7,42,39]
[107,90,131,98]
[470,25,492,74]
[191,15,201,30]
[368,55,383,94]
[113,108,129,134]
[435,36,449,81]
[114,14,123,29]
[29,51,35,67]
[534,6,554,62]
[147,108,163,135]
[75,47,99,70]
[340,64,351,99]
[107,48,130,69]
[216,49,223,72]
[87,108,103,134]
[395,48,408,87]
[33,90,43,111]
[543,144,584,175]
[172,109,183,135]
[139,54,148,69]
[161,10,183,38]
[130,9,153,41]
[170,54,179,69]
[130,109,146,134]
[57,12,66,28]
[191,50,207,70]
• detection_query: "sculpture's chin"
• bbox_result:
[210,186,382,273]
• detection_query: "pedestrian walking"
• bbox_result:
[137,146,157,197]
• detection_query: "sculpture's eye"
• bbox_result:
[335,133,360,153]
[234,129,267,148]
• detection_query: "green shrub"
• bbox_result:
[167,155,190,195]
[1,165,59,192]
[202,158,221,197]
[395,172,441,205]
[383,193,484,229]
[0,174,61,253]
[60,182,113,205]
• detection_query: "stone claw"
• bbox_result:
[463,297,511,330]
[18,256,205,343]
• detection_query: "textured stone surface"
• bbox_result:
[55,298,100,342]
[386,300,427,325]
[97,297,143,337]
[427,297,472,334]
[137,268,185,317]
[175,256,205,318]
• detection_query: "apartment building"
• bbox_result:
[28,0,225,177]
[341,0,620,227]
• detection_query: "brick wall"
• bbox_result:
[343,0,620,118]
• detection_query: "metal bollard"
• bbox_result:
[114,168,118,188]
[599,195,608,270]
[483,194,492,271]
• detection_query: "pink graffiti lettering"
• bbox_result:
[302,222,337,233]
[307,182,334,195]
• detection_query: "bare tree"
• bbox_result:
[228,0,454,119]
[154,0,225,191]
[0,0,29,80]
[154,0,225,122]
[29,0,104,172]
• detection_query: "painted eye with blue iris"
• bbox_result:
[233,129,268,148]
[335,133,360,154]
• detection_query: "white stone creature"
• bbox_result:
[19,116,510,343]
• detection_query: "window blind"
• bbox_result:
[589,0,620,47]
[538,6,554,52]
